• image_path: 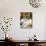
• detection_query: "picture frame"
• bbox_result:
[20,12,32,28]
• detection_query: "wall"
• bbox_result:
[44,13,46,40]
[0,0,46,40]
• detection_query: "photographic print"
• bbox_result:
[20,12,32,28]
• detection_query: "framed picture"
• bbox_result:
[20,12,32,28]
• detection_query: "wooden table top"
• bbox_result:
[5,38,46,43]
[13,40,46,43]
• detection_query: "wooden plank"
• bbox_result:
[24,43,28,46]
